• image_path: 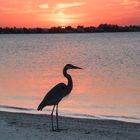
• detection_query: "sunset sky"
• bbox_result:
[0,0,140,27]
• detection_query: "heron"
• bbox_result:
[37,64,82,131]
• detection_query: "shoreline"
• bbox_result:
[0,111,140,140]
[0,105,140,124]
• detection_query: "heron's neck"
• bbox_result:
[63,68,73,91]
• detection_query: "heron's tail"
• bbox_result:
[37,102,45,111]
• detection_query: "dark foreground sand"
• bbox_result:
[0,111,140,140]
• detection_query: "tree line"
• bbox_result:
[0,24,140,34]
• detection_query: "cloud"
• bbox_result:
[0,7,11,11]
[24,4,32,8]
[0,2,49,14]
[48,11,85,19]
[40,1,87,25]
[38,4,49,9]
[41,10,86,25]
[56,2,86,9]
[107,0,140,7]
[120,0,140,6]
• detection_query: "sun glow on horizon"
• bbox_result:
[43,11,74,27]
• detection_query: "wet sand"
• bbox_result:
[0,111,140,140]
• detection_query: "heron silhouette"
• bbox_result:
[37,64,82,131]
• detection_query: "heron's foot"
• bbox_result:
[51,128,55,132]
[51,128,67,132]
[51,128,60,132]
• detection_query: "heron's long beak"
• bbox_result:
[72,66,83,69]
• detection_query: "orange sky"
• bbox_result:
[0,0,140,27]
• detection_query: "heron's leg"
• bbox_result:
[56,103,59,130]
[51,105,55,131]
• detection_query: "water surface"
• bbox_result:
[0,33,140,123]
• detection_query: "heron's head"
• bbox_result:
[65,64,82,70]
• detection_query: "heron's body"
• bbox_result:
[38,83,69,109]
[37,64,82,131]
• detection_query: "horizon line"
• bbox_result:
[1,23,140,29]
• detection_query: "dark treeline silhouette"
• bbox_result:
[0,24,140,34]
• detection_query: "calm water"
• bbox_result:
[0,33,140,123]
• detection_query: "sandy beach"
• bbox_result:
[0,111,140,140]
